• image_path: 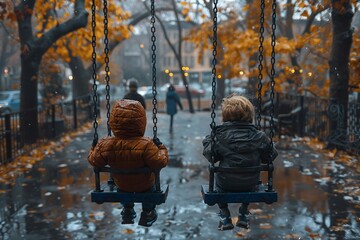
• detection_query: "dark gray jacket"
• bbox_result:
[202,121,278,192]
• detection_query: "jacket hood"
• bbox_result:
[109,99,146,138]
[215,121,265,152]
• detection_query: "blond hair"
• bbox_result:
[221,94,254,123]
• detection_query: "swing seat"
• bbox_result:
[201,164,277,206]
[90,166,169,205]
[201,184,277,206]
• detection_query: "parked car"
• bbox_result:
[138,86,167,100]
[0,90,42,115]
[0,90,21,114]
[138,86,153,99]
[173,85,205,98]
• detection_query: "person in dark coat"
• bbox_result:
[123,78,146,109]
[202,94,278,230]
[166,84,183,133]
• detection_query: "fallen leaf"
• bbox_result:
[122,229,134,234]
[259,223,272,229]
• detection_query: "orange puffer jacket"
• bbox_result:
[88,99,168,192]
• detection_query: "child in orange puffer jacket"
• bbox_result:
[88,99,168,227]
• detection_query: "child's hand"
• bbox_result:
[153,137,163,147]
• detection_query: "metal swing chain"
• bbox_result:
[209,0,218,192]
[267,0,277,192]
[269,0,277,146]
[256,0,265,130]
[150,0,158,140]
[103,0,111,137]
[91,0,98,147]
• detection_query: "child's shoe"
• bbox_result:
[138,209,158,227]
[121,207,136,224]
[218,208,234,231]
[236,211,250,229]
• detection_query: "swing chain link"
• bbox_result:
[207,0,218,192]
[103,0,111,137]
[256,0,265,130]
[269,0,277,145]
[91,0,98,147]
[150,0,158,140]
[210,0,218,167]
[268,0,277,190]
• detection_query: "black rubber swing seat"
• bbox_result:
[201,164,278,206]
[90,166,169,205]
[201,184,277,206]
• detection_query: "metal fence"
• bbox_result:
[275,93,360,154]
[0,94,95,165]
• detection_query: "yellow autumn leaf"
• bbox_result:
[259,223,272,229]
[301,10,309,18]
[310,38,321,45]
[122,229,134,234]
[309,233,322,238]
[298,1,307,8]
[235,231,247,237]
[182,8,190,16]
[7,12,17,21]
[310,25,318,32]
[243,4,250,11]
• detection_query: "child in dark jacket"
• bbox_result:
[202,94,277,230]
[88,99,168,227]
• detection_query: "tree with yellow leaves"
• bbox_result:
[181,1,358,106]
[1,0,133,144]
[11,0,89,144]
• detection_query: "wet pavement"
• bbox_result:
[0,108,360,240]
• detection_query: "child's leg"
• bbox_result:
[239,203,249,214]
[170,115,174,132]
[138,186,158,227]
[236,203,250,229]
[121,202,136,224]
[217,203,234,231]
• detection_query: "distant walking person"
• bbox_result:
[166,84,183,133]
[123,78,146,109]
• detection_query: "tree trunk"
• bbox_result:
[20,53,41,143]
[69,56,92,98]
[328,0,354,147]
[216,78,225,107]
[15,0,88,144]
